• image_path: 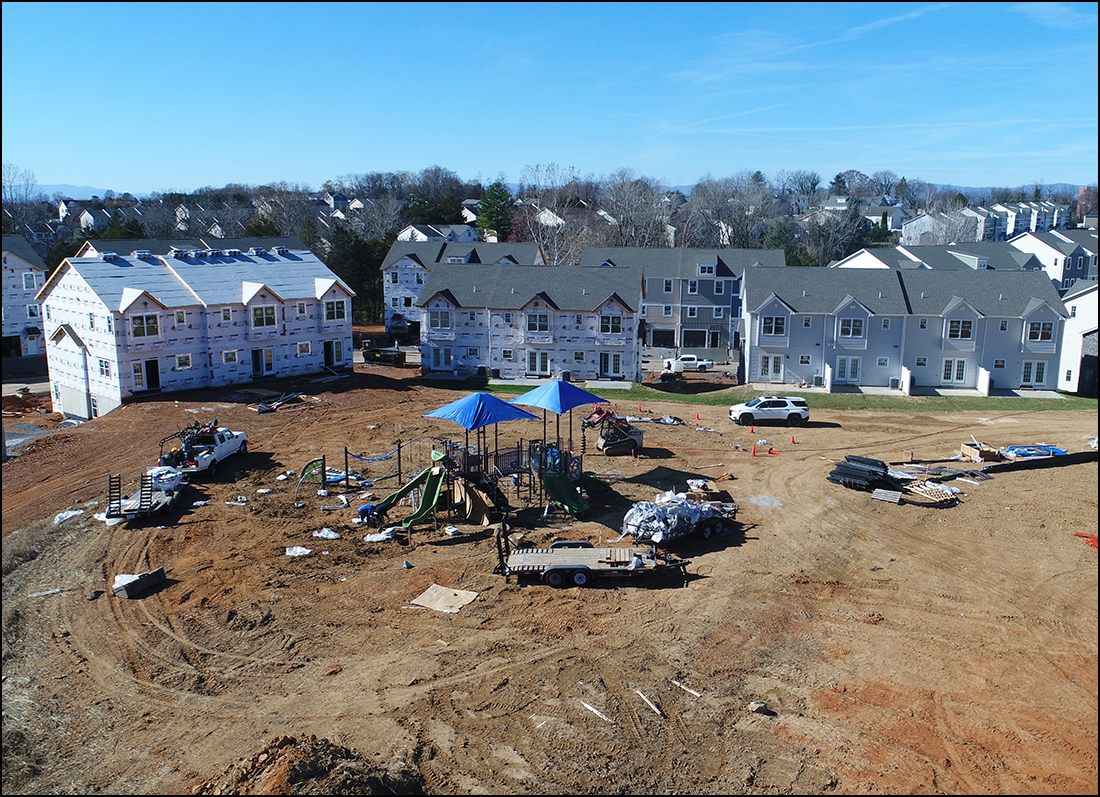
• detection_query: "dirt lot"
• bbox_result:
[2,364,1097,795]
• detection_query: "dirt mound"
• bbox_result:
[1,392,51,414]
[191,735,424,795]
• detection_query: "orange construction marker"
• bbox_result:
[769,447,780,455]
[791,435,796,444]
[751,442,756,456]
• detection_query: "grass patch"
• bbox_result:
[414,376,1098,413]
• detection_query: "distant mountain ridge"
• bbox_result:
[39,183,117,200]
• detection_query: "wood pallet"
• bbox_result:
[872,489,902,504]
[905,482,957,503]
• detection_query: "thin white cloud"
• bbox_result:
[1013,2,1098,28]
[687,105,785,127]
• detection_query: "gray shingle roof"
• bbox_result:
[579,247,785,277]
[2,234,48,269]
[902,243,1042,271]
[381,241,545,269]
[416,261,641,313]
[744,266,1066,318]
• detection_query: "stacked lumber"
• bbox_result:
[826,455,906,492]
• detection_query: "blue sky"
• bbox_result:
[2,2,1097,195]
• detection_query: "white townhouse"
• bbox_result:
[416,260,643,382]
[1052,228,1098,279]
[832,243,1046,273]
[380,241,546,338]
[2,235,48,359]
[1008,231,1093,292]
[36,246,354,420]
[395,224,481,243]
[1057,280,1098,395]
[742,267,1067,394]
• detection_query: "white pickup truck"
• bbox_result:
[159,421,248,478]
[662,354,715,373]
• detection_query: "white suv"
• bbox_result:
[728,396,809,427]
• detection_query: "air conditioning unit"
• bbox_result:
[889,377,901,390]
[812,375,824,387]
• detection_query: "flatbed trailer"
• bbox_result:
[494,531,689,588]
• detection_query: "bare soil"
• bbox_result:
[2,360,1097,795]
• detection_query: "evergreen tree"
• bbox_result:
[475,181,513,241]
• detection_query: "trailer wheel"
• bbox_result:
[545,570,566,588]
[572,570,591,587]
[700,521,714,540]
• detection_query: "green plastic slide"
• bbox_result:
[401,465,447,528]
[541,471,589,515]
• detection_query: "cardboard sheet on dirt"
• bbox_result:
[410,583,479,613]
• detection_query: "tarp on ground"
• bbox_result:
[509,380,607,416]
[423,391,539,431]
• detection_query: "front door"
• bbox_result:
[599,351,622,378]
[941,358,967,385]
[835,356,861,384]
[1021,360,1046,387]
[761,355,784,383]
[252,347,274,377]
[528,350,550,376]
[144,358,161,390]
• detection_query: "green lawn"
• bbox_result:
[415,377,1098,414]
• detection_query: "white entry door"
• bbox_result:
[760,354,784,382]
[835,356,861,383]
[528,350,550,376]
[1021,361,1046,387]
[599,351,622,378]
[941,358,967,385]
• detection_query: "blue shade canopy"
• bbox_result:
[509,380,607,416]
[424,392,540,431]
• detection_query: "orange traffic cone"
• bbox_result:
[696,413,700,421]
[768,447,780,455]
[751,442,756,456]
[791,434,796,444]
[750,425,754,433]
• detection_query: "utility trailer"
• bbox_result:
[106,467,187,521]
[361,340,407,366]
[494,530,689,588]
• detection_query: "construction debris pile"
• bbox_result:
[619,497,737,544]
[827,455,963,506]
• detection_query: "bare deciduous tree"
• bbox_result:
[598,168,670,248]
[3,161,47,230]
[512,163,591,265]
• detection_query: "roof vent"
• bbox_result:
[999,293,1004,300]
[208,249,224,257]
[102,252,119,261]
[802,290,807,297]
[921,291,925,299]
[273,246,289,255]
[131,250,153,259]
[188,250,203,258]
[225,248,242,257]
[170,249,188,258]
[248,246,267,255]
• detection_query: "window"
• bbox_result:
[714,307,723,319]
[687,306,697,318]
[882,318,890,330]
[131,313,159,338]
[600,315,622,334]
[45,306,50,321]
[175,310,185,324]
[947,320,972,339]
[762,316,786,335]
[877,357,889,367]
[415,273,423,284]
[839,318,863,337]
[915,357,927,367]
[90,397,99,418]
[98,358,111,377]
[799,355,811,365]
[993,359,1005,369]
[687,280,698,294]
[528,313,549,332]
[574,351,585,363]
[390,271,398,284]
[467,347,478,359]
[26,304,40,318]
[106,315,112,333]
[176,354,192,369]
[503,312,512,324]
[699,264,715,276]
[22,273,36,290]
[502,349,513,360]
[804,317,811,328]
[223,308,232,322]
[1066,370,1073,382]
[297,342,311,356]
[325,300,346,321]
[663,279,672,293]
[999,320,1008,331]
[919,318,927,329]
[391,297,399,308]
[1070,305,1077,318]
[1027,321,1053,341]
[88,312,95,330]
[403,297,412,307]
[663,306,672,317]
[252,306,276,327]
[714,280,724,295]
[575,314,583,327]
[223,350,237,364]
[297,302,306,316]
[429,310,451,329]
[133,362,144,387]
